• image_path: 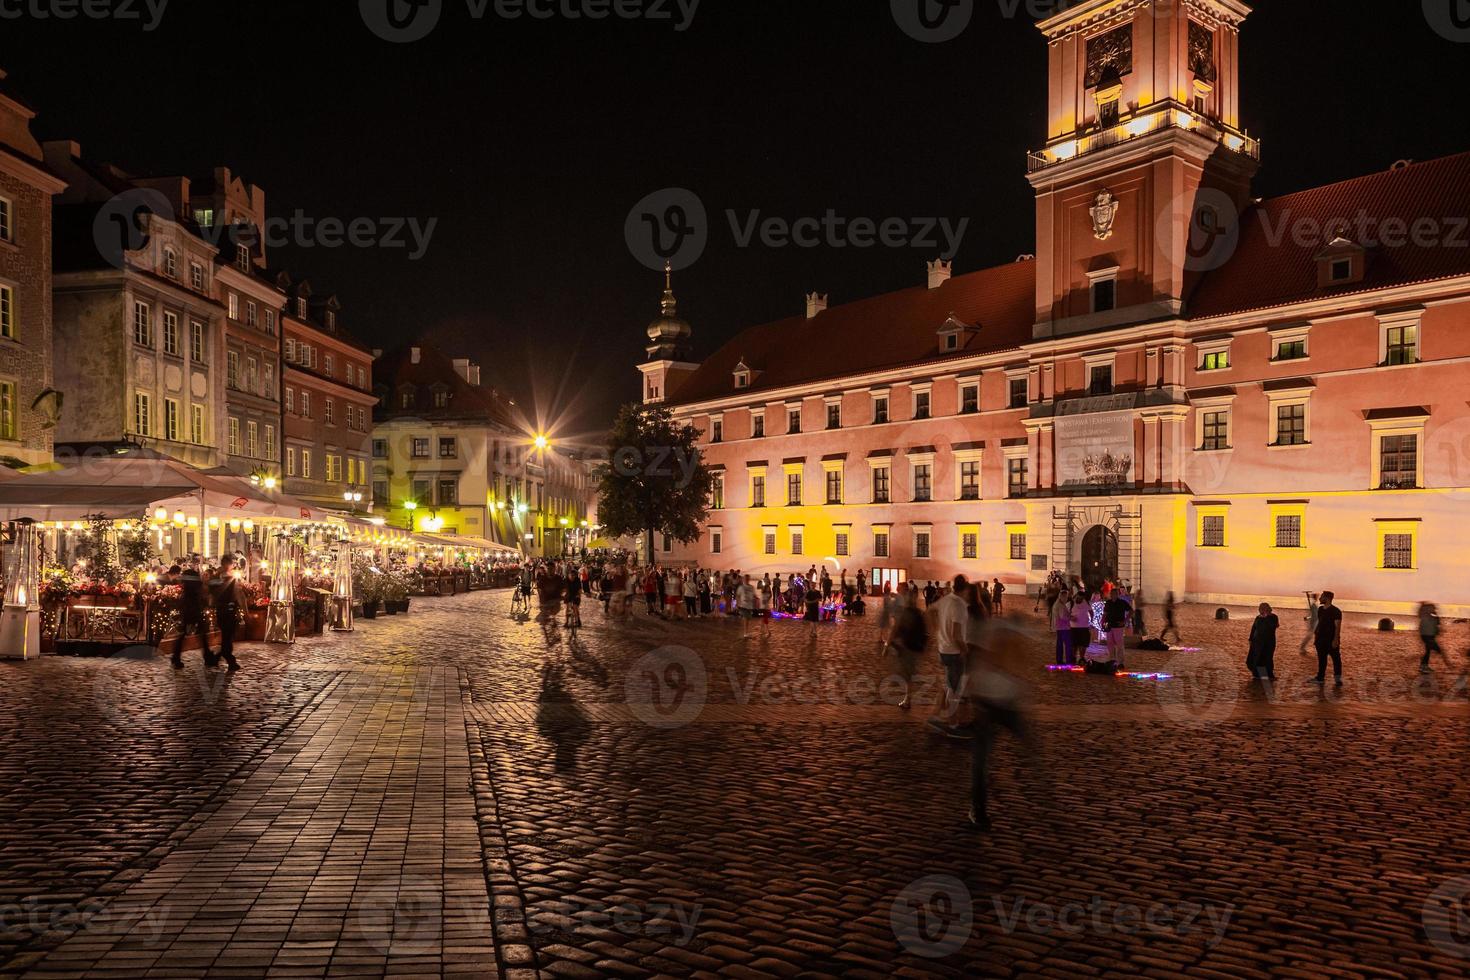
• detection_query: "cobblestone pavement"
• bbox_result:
[4,591,1470,978]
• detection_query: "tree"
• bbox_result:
[596,404,713,564]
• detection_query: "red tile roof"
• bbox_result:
[669,258,1037,405]
[1189,151,1470,318]
[374,343,519,427]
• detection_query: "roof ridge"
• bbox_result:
[1254,149,1470,211]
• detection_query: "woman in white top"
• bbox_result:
[1051,592,1074,665]
[1069,592,1095,660]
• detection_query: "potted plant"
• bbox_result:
[382,574,408,615]
[358,571,383,619]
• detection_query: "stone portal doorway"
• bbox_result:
[1080,525,1119,590]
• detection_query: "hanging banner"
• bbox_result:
[1054,410,1135,487]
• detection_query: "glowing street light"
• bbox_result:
[533,434,549,451]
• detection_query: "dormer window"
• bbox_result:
[937,315,975,353]
[326,310,337,329]
[235,244,250,272]
[733,358,753,390]
[1316,235,1365,288]
[296,297,308,318]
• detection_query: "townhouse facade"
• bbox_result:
[278,276,376,511]
[0,72,66,467]
[372,343,594,555]
[47,144,228,470]
[653,0,1470,615]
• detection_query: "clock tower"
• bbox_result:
[1026,0,1259,339]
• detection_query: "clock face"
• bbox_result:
[1085,24,1133,89]
[1189,20,1218,81]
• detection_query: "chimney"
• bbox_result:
[927,259,953,289]
[452,357,471,383]
[410,347,421,365]
[805,292,828,319]
[372,348,383,359]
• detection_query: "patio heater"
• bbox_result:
[330,539,354,632]
[0,521,41,660]
[264,532,300,645]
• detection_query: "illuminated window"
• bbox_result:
[0,286,13,340]
[134,392,152,436]
[228,293,239,320]
[787,471,802,506]
[439,437,457,459]
[227,417,239,455]
[960,527,978,560]
[412,438,429,458]
[764,529,777,555]
[1384,324,1417,365]
[1201,351,1229,371]
[246,421,258,457]
[190,321,205,362]
[0,197,10,241]
[287,449,298,476]
[302,452,313,479]
[835,529,850,557]
[874,528,890,558]
[438,479,458,505]
[1275,339,1306,361]
[164,399,179,442]
[1200,513,1226,548]
[791,528,804,555]
[264,425,275,459]
[190,404,205,444]
[246,301,257,327]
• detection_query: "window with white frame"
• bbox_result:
[265,425,275,459]
[826,399,842,429]
[1368,412,1428,491]
[190,320,205,362]
[912,386,932,420]
[133,301,151,347]
[1270,324,1310,362]
[959,381,979,414]
[190,403,205,444]
[871,462,891,504]
[710,471,725,509]
[1266,387,1313,447]
[163,247,177,279]
[763,527,777,555]
[246,301,257,327]
[190,262,204,291]
[1087,267,1119,314]
[0,285,13,340]
[787,405,802,434]
[959,524,979,560]
[163,399,179,442]
[910,456,933,502]
[1008,377,1029,409]
[247,420,258,457]
[751,410,764,438]
[228,417,240,455]
[228,293,239,321]
[286,447,297,477]
[914,527,931,559]
[823,462,843,504]
[710,416,723,443]
[1008,529,1027,561]
[1196,337,1232,372]
[134,392,151,436]
[786,467,802,506]
[872,392,889,424]
[1194,394,1234,451]
[0,197,11,241]
[835,527,850,557]
[750,470,766,507]
[301,449,311,479]
[1379,310,1421,366]
[163,312,179,356]
[711,527,723,555]
[0,381,14,441]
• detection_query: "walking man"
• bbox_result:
[211,555,243,671]
[1419,601,1450,672]
[1312,590,1343,686]
[171,565,214,669]
[736,574,758,639]
[927,576,970,732]
[1160,591,1181,646]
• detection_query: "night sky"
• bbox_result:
[5,0,1466,448]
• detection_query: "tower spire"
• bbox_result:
[661,261,677,317]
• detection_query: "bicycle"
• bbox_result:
[510,586,531,616]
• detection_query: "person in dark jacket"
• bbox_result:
[171,566,214,669]
[1247,602,1279,681]
[211,555,243,671]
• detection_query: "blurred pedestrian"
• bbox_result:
[171,565,214,669]
[1311,590,1343,686]
[1247,602,1279,681]
[1419,601,1450,672]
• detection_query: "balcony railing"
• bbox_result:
[1028,104,1260,173]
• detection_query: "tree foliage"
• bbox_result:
[595,404,713,562]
